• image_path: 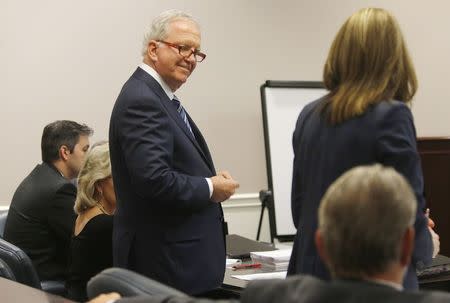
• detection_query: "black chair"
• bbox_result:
[87,267,187,300]
[0,257,15,280]
[0,211,8,238]
[0,237,66,295]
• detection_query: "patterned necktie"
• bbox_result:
[172,96,194,137]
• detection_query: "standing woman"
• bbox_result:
[66,142,116,301]
[287,8,438,289]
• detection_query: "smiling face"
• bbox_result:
[147,18,201,91]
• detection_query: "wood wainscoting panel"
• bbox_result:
[417,137,450,256]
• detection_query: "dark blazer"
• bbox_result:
[117,297,234,303]
[241,275,450,303]
[109,67,226,295]
[108,276,450,303]
[287,98,432,289]
[4,162,76,280]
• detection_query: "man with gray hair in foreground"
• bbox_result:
[90,164,450,303]
[240,164,450,303]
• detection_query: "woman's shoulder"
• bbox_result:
[372,100,411,113]
[78,214,113,236]
[369,100,412,123]
[305,96,327,112]
[296,96,327,122]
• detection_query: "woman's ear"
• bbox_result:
[94,181,103,197]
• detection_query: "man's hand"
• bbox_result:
[211,171,239,203]
[429,226,440,258]
[88,292,121,303]
[425,208,439,258]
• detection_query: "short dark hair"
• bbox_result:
[41,120,93,163]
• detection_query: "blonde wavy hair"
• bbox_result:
[322,8,417,124]
[74,142,111,214]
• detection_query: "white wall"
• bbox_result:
[223,194,271,243]
[2,0,450,239]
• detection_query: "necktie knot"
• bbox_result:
[172,97,182,114]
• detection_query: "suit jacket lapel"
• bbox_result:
[185,112,216,173]
[160,95,215,173]
[132,68,215,174]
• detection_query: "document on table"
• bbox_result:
[250,248,292,263]
[231,271,287,281]
[226,258,242,268]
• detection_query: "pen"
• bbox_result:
[232,263,262,270]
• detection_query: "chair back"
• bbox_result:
[87,267,187,299]
[0,211,8,238]
[0,257,15,280]
[0,237,42,289]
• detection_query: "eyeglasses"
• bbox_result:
[157,40,206,62]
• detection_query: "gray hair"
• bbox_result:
[141,9,199,56]
[74,142,111,214]
[318,164,417,279]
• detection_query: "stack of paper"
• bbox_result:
[231,271,287,281]
[250,248,292,271]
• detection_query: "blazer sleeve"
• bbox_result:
[291,121,303,229]
[114,88,211,212]
[290,105,311,228]
[375,103,433,268]
[47,183,77,248]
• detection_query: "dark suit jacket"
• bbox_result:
[109,67,225,295]
[241,275,450,303]
[105,276,450,303]
[117,297,234,303]
[287,98,432,289]
[4,162,76,280]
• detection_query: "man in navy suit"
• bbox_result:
[109,10,239,295]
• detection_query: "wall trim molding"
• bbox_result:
[222,192,261,209]
[222,201,261,209]
[229,193,259,200]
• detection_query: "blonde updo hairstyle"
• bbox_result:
[74,142,111,215]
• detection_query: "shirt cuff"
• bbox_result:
[206,178,213,198]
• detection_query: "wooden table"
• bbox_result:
[0,278,75,303]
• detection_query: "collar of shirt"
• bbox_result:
[46,162,66,179]
[139,63,174,100]
[365,278,403,291]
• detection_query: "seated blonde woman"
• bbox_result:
[66,142,116,302]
